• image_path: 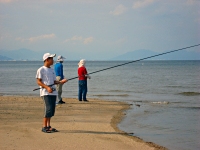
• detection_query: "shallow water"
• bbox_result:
[0,60,199,150]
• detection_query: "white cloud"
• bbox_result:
[115,38,126,44]
[132,0,156,9]
[64,36,83,43]
[16,33,56,42]
[186,0,194,5]
[71,36,83,41]
[186,0,199,5]
[0,0,16,3]
[110,4,127,16]
[64,36,94,45]
[0,0,11,3]
[83,37,94,44]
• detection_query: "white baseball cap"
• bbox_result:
[57,55,66,62]
[43,53,56,61]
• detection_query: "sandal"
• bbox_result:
[41,127,51,133]
[48,126,59,132]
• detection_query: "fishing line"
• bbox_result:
[67,44,200,80]
[33,44,200,91]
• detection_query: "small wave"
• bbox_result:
[151,101,169,104]
[109,90,125,92]
[175,106,200,110]
[108,90,132,93]
[166,85,183,88]
[178,92,200,96]
[186,107,200,110]
[94,94,129,97]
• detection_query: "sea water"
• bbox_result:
[0,60,199,150]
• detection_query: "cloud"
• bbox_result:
[186,0,198,5]
[132,0,156,9]
[71,36,83,41]
[64,36,94,45]
[64,36,83,43]
[83,37,94,44]
[0,0,15,3]
[115,38,126,44]
[16,33,56,42]
[110,4,127,16]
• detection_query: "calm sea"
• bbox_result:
[0,60,200,150]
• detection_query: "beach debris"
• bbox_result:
[128,133,134,136]
[151,101,169,104]
[135,104,140,107]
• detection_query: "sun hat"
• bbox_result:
[78,59,86,67]
[43,53,56,61]
[57,55,66,62]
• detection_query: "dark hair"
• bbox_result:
[44,57,52,62]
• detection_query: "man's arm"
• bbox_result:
[36,78,53,93]
[55,79,68,84]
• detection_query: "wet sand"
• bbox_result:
[0,96,167,150]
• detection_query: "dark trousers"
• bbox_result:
[42,95,56,118]
[78,80,87,101]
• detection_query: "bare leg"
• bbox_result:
[47,118,51,127]
[43,117,51,127]
[43,117,48,127]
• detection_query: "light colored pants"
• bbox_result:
[56,76,63,102]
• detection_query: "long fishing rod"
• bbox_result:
[33,44,200,91]
[33,79,67,91]
[68,44,200,79]
[33,83,56,91]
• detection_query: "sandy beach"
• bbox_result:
[0,96,167,150]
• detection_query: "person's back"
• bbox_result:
[55,62,64,80]
[54,55,66,104]
[78,66,87,81]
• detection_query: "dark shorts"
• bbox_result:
[42,95,56,118]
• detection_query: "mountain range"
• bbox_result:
[0,48,199,61]
[0,49,43,61]
[112,49,200,60]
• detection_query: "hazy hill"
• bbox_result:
[1,48,199,61]
[0,48,84,61]
[0,55,13,61]
[112,49,200,60]
[0,48,43,60]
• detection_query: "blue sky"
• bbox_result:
[0,0,199,60]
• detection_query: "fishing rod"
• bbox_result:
[87,44,200,75]
[33,44,200,91]
[33,79,67,91]
[33,83,55,91]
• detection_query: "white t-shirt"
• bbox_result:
[36,66,58,96]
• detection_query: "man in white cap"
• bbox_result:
[54,55,67,104]
[36,53,67,133]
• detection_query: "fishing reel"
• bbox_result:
[48,86,56,91]
[51,87,56,91]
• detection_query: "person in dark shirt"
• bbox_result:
[77,59,91,102]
